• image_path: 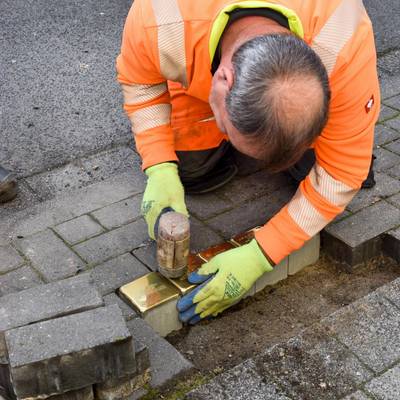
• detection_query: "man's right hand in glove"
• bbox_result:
[141,162,189,239]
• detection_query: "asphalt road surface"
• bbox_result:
[1,0,399,177]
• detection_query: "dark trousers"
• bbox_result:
[176,143,375,194]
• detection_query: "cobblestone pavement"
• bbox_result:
[187,276,400,400]
[1,76,400,397]
[2,3,400,395]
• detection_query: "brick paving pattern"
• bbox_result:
[1,49,400,400]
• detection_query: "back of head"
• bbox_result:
[226,34,330,172]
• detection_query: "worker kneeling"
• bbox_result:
[117,0,380,324]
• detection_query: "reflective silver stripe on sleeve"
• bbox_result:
[122,82,168,105]
[151,0,187,86]
[309,164,357,208]
[129,104,171,133]
[311,0,365,74]
[288,189,328,237]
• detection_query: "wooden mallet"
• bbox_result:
[157,211,190,279]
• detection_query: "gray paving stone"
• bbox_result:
[15,229,84,282]
[215,170,290,204]
[379,105,399,122]
[73,219,148,265]
[323,201,400,266]
[6,305,135,399]
[103,293,138,320]
[0,172,143,246]
[207,186,294,239]
[374,124,400,147]
[378,50,400,75]
[346,173,400,212]
[365,363,400,400]
[91,195,142,229]
[0,266,42,297]
[0,274,103,358]
[333,210,352,222]
[0,245,24,274]
[186,359,291,400]
[341,391,370,400]
[384,94,400,111]
[126,318,193,388]
[385,117,400,132]
[132,242,158,272]
[386,191,400,208]
[186,193,233,220]
[86,253,148,295]
[376,277,400,309]
[257,325,373,400]
[374,148,400,172]
[378,73,400,101]
[386,163,400,179]
[322,293,400,374]
[54,215,105,245]
[190,217,224,253]
[384,138,400,155]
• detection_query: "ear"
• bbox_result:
[216,66,234,90]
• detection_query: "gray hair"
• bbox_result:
[226,34,330,171]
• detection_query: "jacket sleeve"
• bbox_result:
[116,0,178,170]
[255,21,380,264]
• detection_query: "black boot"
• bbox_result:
[0,165,18,203]
[361,155,376,189]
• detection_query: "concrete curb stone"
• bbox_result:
[0,274,103,359]
[6,305,135,399]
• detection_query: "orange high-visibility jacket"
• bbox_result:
[117,0,380,264]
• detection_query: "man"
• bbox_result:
[117,0,380,324]
[0,165,17,203]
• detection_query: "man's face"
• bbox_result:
[209,71,261,160]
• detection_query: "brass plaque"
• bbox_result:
[168,274,197,295]
[230,226,262,246]
[198,242,235,262]
[169,254,205,295]
[119,272,180,314]
[188,253,205,274]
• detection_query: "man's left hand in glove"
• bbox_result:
[177,239,273,324]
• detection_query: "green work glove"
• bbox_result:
[141,162,188,239]
[177,239,273,324]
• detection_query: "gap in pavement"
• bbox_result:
[166,253,399,375]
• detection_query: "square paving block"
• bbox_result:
[119,273,182,337]
[288,234,320,275]
[255,258,288,293]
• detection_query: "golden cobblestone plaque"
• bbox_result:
[119,272,180,314]
[198,242,236,261]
